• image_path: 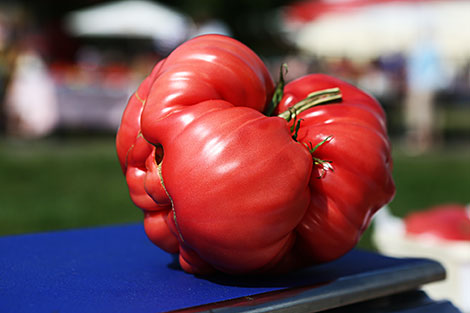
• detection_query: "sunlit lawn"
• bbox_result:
[1,136,469,251]
[0,136,141,236]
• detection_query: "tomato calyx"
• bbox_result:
[277,88,341,178]
[290,115,303,142]
[304,137,334,178]
[264,63,288,117]
[266,63,342,121]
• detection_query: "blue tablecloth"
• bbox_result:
[0,223,445,313]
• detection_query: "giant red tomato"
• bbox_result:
[116,34,395,274]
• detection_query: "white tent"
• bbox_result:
[283,0,470,62]
[65,0,192,51]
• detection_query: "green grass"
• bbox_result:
[1,136,469,254]
[0,136,142,236]
[389,146,470,216]
[358,143,470,250]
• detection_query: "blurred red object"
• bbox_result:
[284,0,433,24]
[405,204,470,241]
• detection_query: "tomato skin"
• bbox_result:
[116,35,395,274]
[140,35,274,145]
[279,74,395,262]
[158,100,312,273]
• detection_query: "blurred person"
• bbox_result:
[0,9,17,134]
[358,59,391,100]
[404,32,444,153]
[4,46,58,138]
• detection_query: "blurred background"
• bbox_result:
[0,0,469,250]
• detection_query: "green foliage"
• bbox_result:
[358,145,470,251]
[390,146,470,215]
[0,137,141,236]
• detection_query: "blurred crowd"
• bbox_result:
[1,0,469,153]
[0,2,162,138]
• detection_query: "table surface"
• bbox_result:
[0,223,446,313]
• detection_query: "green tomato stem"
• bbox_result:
[304,138,335,178]
[278,87,342,122]
[264,63,288,116]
